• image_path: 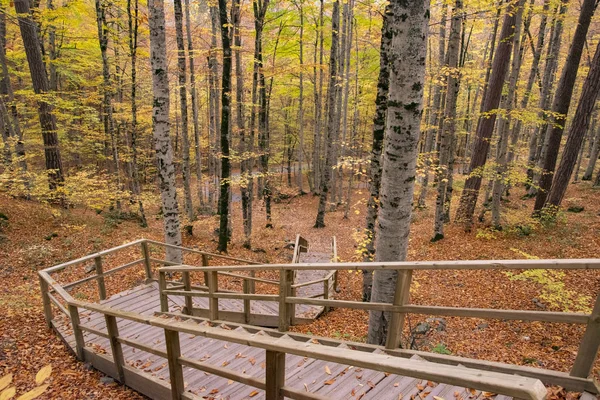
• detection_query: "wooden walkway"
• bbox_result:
[55,286,516,400]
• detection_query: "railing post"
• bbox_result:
[279,268,293,332]
[207,271,219,321]
[385,269,413,350]
[290,287,297,325]
[68,304,85,360]
[265,350,285,400]
[94,256,107,301]
[164,329,184,400]
[105,314,125,382]
[201,254,210,286]
[141,241,153,281]
[159,270,169,313]
[182,271,193,315]
[243,279,250,324]
[324,279,330,313]
[39,276,53,328]
[571,292,600,378]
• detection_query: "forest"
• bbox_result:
[0,0,599,397]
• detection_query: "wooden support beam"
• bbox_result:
[39,276,52,328]
[207,271,219,321]
[323,280,330,313]
[105,314,125,382]
[571,292,600,378]
[201,254,209,286]
[141,241,153,281]
[68,304,85,360]
[158,271,169,313]
[94,256,107,301]
[265,350,285,400]
[164,329,184,400]
[243,280,250,324]
[279,269,294,332]
[182,271,193,315]
[386,270,412,350]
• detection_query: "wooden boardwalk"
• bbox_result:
[55,286,515,400]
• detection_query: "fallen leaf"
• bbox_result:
[304,383,309,392]
[325,365,332,375]
[16,384,49,400]
[0,375,12,392]
[324,379,336,385]
[433,396,446,400]
[482,392,496,398]
[417,384,425,391]
[394,382,399,387]
[1,387,16,400]
[209,389,219,394]
[249,390,259,397]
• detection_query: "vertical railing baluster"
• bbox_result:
[265,350,285,400]
[208,271,219,321]
[39,276,53,328]
[164,329,184,400]
[324,279,330,313]
[182,270,192,315]
[68,304,85,360]
[94,256,106,301]
[278,268,293,332]
[201,254,210,286]
[385,269,413,350]
[141,241,153,281]
[159,270,169,313]
[105,314,125,382]
[571,291,600,378]
[243,279,250,324]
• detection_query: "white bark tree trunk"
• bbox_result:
[367,0,429,346]
[148,0,182,263]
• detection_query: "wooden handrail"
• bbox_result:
[159,257,600,272]
[68,299,548,400]
[144,239,261,265]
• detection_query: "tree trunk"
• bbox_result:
[490,0,526,228]
[362,3,391,301]
[314,0,340,228]
[207,6,221,210]
[127,0,147,227]
[217,0,232,252]
[417,1,447,208]
[173,0,194,221]
[148,0,182,263]
[533,0,596,212]
[433,0,462,241]
[311,0,325,194]
[184,0,203,208]
[546,40,600,209]
[14,0,64,191]
[296,0,305,194]
[454,1,519,229]
[367,0,428,346]
[583,119,600,181]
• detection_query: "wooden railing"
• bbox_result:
[38,241,600,398]
[158,258,600,393]
[68,300,547,400]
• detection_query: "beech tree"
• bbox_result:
[148,0,182,263]
[368,0,428,346]
[14,0,64,191]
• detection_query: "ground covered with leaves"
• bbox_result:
[0,177,599,399]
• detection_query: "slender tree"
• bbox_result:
[217,0,233,252]
[14,0,64,191]
[583,121,600,181]
[368,0,428,346]
[546,41,600,209]
[362,3,391,301]
[454,1,520,229]
[173,0,194,221]
[433,0,463,241]
[314,0,340,228]
[533,0,596,212]
[148,0,182,262]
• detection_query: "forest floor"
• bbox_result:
[0,176,599,399]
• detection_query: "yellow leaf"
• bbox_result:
[434,397,446,400]
[0,375,12,392]
[35,365,52,385]
[0,387,16,400]
[324,365,331,375]
[249,390,259,397]
[16,384,49,400]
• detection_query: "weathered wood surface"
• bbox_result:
[54,285,524,400]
